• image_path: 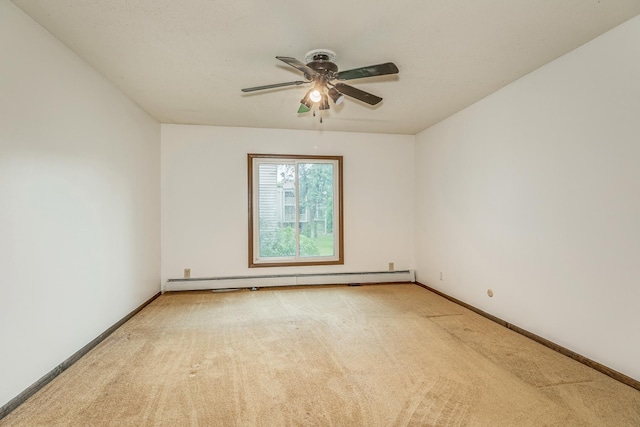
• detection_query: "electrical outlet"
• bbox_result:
[440,272,443,281]
[184,268,191,279]
[388,262,394,271]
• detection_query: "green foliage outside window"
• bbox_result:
[259,226,319,257]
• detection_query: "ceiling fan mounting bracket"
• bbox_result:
[305,49,337,64]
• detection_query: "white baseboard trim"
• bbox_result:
[165,270,415,291]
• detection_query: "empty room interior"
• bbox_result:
[2,0,640,425]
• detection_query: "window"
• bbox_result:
[248,154,343,267]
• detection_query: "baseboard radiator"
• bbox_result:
[165,270,414,292]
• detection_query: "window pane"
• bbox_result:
[298,163,334,258]
[258,163,296,258]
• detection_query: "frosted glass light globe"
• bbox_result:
[309,89,322,103]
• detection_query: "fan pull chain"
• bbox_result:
[311,108,323,124]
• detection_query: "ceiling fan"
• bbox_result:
[241,49,399,115]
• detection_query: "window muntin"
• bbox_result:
[248,154,343,267]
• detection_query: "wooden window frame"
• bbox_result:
[248,153,344,268]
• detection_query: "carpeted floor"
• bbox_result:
[2,283,639,426]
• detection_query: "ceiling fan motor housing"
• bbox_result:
[307,54,338,77]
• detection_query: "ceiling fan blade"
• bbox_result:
[276,56,318,78]
[336,62,399,81]
[241,81,308,92]
[334,83,383,105]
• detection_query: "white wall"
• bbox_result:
[0,1,161,408]
[162,124,414,286]
[415,15,640,381]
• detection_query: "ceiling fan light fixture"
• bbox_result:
[319,94,330,110]
[328,87,344,105]
[300,90,314,109]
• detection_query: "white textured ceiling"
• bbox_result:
[11,0,640,135]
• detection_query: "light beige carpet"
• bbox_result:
[2,284,639,426]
